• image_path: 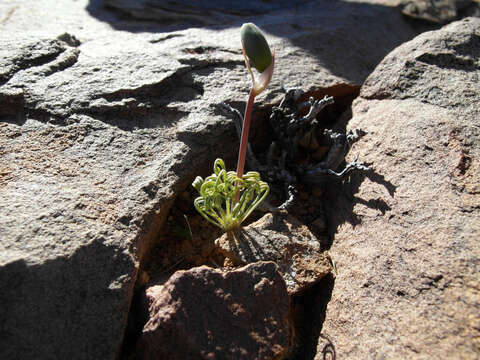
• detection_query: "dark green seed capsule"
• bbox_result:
[241,23,272,73]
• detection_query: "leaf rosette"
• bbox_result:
[193,158,269,232]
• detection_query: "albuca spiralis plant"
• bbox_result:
[192,23,274,232]
[192,159,269,232]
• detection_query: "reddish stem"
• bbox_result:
[235,88,256,201]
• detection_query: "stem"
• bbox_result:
[235,88,256,201]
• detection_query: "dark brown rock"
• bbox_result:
[216,213,332,295]
[317,18,480,359]
[137,262,293,360]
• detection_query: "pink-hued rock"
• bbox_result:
[317,18,480,359]
[137,261,293,360]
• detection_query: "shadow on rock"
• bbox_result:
[290,273,336,360]
[323,168,397,245]
[0,240,136,359]
[86,0,309,32]
[86,0,424,85]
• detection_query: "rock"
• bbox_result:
[103,0,311,26]
[401,0,480,24]
[0,0,428,358]
[0,8,239,360]
[216,213,332,295]
[361,18,480,115]
[0,55,235,360]
[318,18,480,359]
[261,0,420,96]
[137,262,293,360]
[93,0,422,95]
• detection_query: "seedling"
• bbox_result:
[192,159,269,232]
[192,23,274,232]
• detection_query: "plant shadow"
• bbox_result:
[323,168,396,245]
[286,165,396,359]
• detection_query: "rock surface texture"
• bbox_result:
[0,0,426,359]
[137,262,292,360]
[216,213,332,295]
[319,18,480,359]
[401,0,480,24]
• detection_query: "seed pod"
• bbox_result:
[241,23,272,73]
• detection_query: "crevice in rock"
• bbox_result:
[0,36,80,86]
[0,45,65,86]
[40,47,80,77]
[83,103,189,131]
[148,33,184,44]
[120,184,226,360]
[0,106,70,126]
[287,274,336,360]
[279,85,359,359]
[93,73,204,107]
[119,83,361,359]
[119,195,177,359]
[416,52,478,71]
[0,90,25,120]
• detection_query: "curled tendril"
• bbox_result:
[192,158,269,232]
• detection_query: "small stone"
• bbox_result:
[216,213,332,294]
[400,0,478,25]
